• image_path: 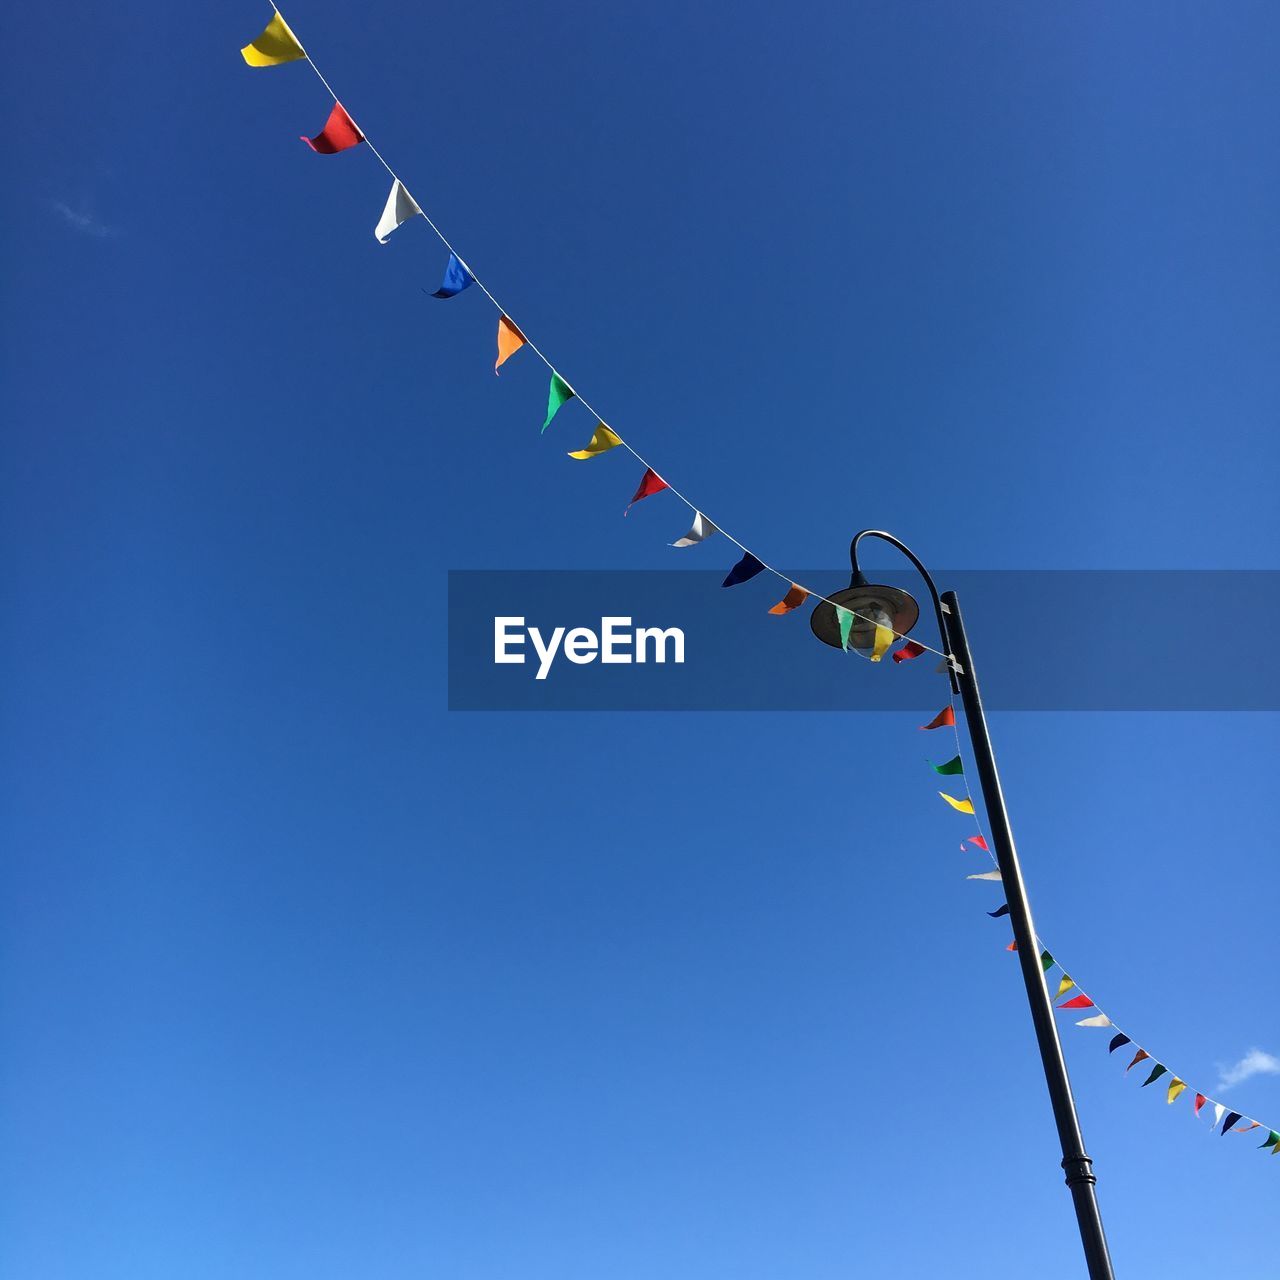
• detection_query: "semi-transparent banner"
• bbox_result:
[447,570,1279,711]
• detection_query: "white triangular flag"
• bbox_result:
[671,512,718,548]
[1075,1013,1112,1028]
[1211,1103,1225,1130]
[375,179,422,244]
[967,870,1002,881]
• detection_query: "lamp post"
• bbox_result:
[811,530,1116,1280]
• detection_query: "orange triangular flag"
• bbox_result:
[495,316,526,373]
[920,705,955,731]
[1125,1048,1150,1073]
[768,585,810,615]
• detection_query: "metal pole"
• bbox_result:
[941,589,1116,1280]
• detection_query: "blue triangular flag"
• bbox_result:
[721,551,766,588]
[431,252,475,298]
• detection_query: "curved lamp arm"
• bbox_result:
[850,529,959,694]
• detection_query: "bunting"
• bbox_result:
[836,605,853,651]
[241,11,305,66]
[672,512,718,548]
[568,423,622,460]
[920,706,956,731]
[495,316,526,373]
[625,468,668,513]
[542,373,574,432]
[431,252,475,298]
[1057,994,1095,1010]
[236,6,1276,1171]
[768,585,809,615]
[374,179,421,243]
[722,551,766,589]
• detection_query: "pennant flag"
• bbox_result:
[870,624,894,662]
[1040,950,1055,972]
[1235,1121,1261,1134]
[722,551,766,589]
[1221,1110,1242,1135]
[768,585,809,615]
[920,706,956,730]
[966,835,990,851]
[1166,1078,1187,1105]
[301,101,363,153]
[1057,994,1095,1010]
[568,423,622,460]
[967,870,1002,881]
[1108,1034,1131,1054]
[892,640,926,663]
[1212,1103,1226,1128]
[431,252,475,298]
[987,904,1010,918]
[672,512,718,548]
[836,605,853,650]
[1006,940,1018,952]
[1142,1063,1168,1087]
[241,11,306,66]
[939,792,975,814]
[931,756,964,776]
[495,315,526,372]
[1126,1049,1151,1073]
[1262,1131,1280,1150]
[542,373,575,432]
[1193,1093,1207,1116]
[1076,1013,1113,1028]
[375,179,421,243]
[1054,975,1074,998]
[626,468,668,513]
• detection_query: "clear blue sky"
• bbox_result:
[3,3,1278,1277]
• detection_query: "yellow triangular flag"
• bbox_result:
[939,792,975,814]
[568,423,622,460]
[869,622,894,662]
[1167,1078,1187,1105]
[1055,975,1074,999]
[241,11,306,66]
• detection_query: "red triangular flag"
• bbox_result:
[1057,994,1095,1010]
[965,835,989,851]
[625,468,668,513]
[919,705,955,731]
[301,101,364,153]
[892,640,926,664]
[1005,940,1018,951]
[1193,1093,1207,1116]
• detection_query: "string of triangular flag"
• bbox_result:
[237,5,955,665]
[920,695,1278,1159]
[239,7,1272,1163]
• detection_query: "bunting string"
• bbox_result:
[239,5,1272,1162]
[243,3,953,663]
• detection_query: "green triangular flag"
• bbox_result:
[1142,1063,1168,1087]
[836,605,853,651]
[1040,950,1055,973]
[1261,1131,1280,1150]
[542,373,574,432]
[931,755,964,776]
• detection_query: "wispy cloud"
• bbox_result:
[1215,1048,1280,1092]
[51,200,117,238]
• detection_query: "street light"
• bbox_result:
[812,530,1116,1280]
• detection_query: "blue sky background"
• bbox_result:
[3,2,1278,1276]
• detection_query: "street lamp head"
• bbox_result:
[809,569,920,653]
